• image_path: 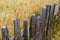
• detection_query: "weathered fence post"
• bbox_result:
[23,19,28,40]
[13,18,21,40]
[35,16,40,40]
[47,3,56,40]
[1,26,9,40]
[59,5,60,10]
[43,3,56,40]
[58,4,60,15]
[37,7,47,40]
[38,4,52,40]
[50,3,56,19]
[45,4,52,40]
[36,16,40,33]
[29,14,37,40]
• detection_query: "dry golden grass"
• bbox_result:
[0,0,59,39]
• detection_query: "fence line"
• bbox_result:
[1,3,60,40]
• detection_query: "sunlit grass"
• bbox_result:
[0,0,59,40]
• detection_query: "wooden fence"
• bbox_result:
[0,3,60,40]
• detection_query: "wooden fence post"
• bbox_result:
[1,26,9,40]
[35,16,40,40]
[13,18,21,40]
[29,14,37,40]
[45,4,52,40]
[23,19,28,40]
[59,5,60,10]
[47,3,56,40]
[39,7,48,40]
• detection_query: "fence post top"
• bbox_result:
[23,19,27,22]
[37,16,40,19]
[31,14,36,17]
[1,26,7,29]
[44,7,46,8]
[46,4,51,6]
[14,18,20,21]
[41,7,46,12]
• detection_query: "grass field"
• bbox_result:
[0,0,59,40]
